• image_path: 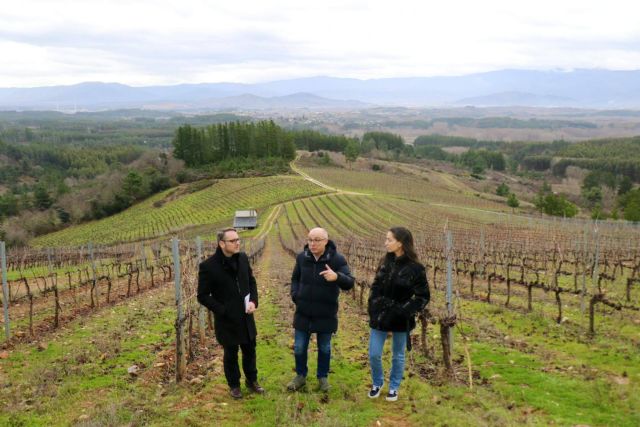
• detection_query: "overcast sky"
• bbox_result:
[2,0,639,87]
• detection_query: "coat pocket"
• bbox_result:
[223,300,243,321]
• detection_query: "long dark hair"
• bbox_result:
[378,226,420,268]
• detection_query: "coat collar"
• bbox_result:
[303,239,337,263]
[215,246,239,268]
[385,252,409,265]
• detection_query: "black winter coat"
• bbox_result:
[290,240,355,333]
[197,248,258,346]
[368,253,430,332]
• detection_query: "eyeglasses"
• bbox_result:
[307,238,327,244]
[223,238,241,244]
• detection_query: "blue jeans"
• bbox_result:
[369,328,407,391]
[294,329,332,378]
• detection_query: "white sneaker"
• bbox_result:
[386,389,398,401]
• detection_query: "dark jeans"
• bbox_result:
[223,340,257,388]
[294,329,332,378]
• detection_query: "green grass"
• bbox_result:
[0,286,176,426]
[472,342,639,426]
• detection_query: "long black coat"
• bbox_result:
[368,253,430,332]
[197,247,258,346]
[290,240,354,333]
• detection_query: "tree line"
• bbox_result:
[172,121,296,167]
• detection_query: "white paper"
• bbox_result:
[244,293,251,311]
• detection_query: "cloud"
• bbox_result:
[1,0,639,87]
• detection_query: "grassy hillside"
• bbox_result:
[32,176,329,247]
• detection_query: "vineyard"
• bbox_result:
[295,164,510,211]
[32,176,328,247]
[1,158,639,426]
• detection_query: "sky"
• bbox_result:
[1,0,640,88]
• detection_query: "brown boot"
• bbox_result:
[229,387,243,399]
[246,381,265,394]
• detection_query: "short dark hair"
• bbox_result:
[217,227,237,243]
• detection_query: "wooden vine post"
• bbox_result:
[172,238,186,382]
[1,241,10,340]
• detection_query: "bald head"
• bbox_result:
[309,227,328,239]
[307,227,329,257]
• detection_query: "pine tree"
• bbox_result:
[34,184,53,210]
[344,139,360,168]
[507,193,520,209]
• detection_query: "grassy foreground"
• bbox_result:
[2,230,638,426]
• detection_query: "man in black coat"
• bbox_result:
[287,227,355,392]
[197,227,264,399]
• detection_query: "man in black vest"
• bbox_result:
[287,227,355,392]
[197,227,264,399]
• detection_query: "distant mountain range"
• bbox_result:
[2,69,640,110]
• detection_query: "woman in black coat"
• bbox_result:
[367,227,429,402]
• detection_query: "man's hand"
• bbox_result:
[246,301,256,314]
[319,264,338,282]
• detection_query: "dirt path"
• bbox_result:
[290,155,371,196]
[241,229,422,426]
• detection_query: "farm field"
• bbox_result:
[1,157,639,426]
[32,176,328,247]
[295,164,509,212]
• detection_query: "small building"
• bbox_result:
[233,209,258,230]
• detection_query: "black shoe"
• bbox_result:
[246,381,265,394]
[386,389,398,401]
[229,387,243,399]
[368,385,382,399]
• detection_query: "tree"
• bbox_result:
[623,189,640,222]
[34,184,53,210]
[0,193,19,218]
[279,133,296,160]
[537,193,578,217]
[611,207,619,220]
[147,170,171,193]
[344,140,360,168]
[56,180,70,197]
[484,151,505,171]
[507,193,520,209]
[415,145,452,161]
[582,171,601,190]
[590,204,607,220]
[496,183,510,197]
[122,171,146,201]
[471,163,485,177]
[582,186,602,207]
[362,131,405,152]
[56,207,71,224]
[360,138,375,154]
[618,176,633,195]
